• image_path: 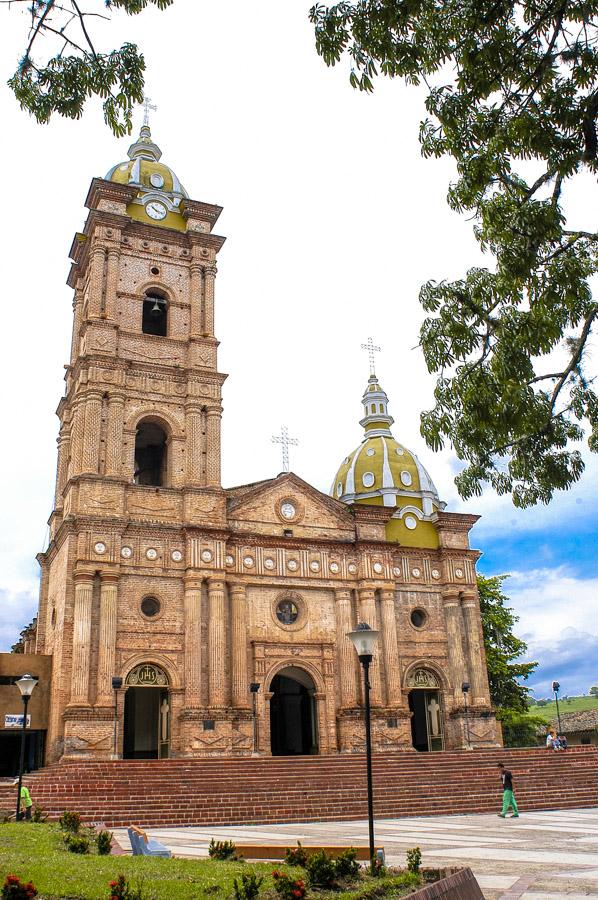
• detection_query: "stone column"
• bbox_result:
[443,590,468,699]
[190,263,204,337]
[104,248,120,320]
[105,393,125,476]
[204,265,216,336]
[81,391,103,474]
[185,401,203,485]
[357,587,382,706]
[70,573,94,706]
[208,577,227,708]
[87,246,106,319]
[205,407,222,487]
[96,574,118,705]
[380,588,402,707]
[230,582,250,709]
[461,591,488,703]
[183,575,203,709]
[334,589,358,708]
[55,428,70,508]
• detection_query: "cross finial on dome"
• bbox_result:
[143,95,157,127]
[272,425,299,473]
[361,336,381,375]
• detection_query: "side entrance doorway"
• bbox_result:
[409,689,444,751]
[123,664,170,760]
[270,666,318,756]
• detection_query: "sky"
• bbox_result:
[0,0,596,700]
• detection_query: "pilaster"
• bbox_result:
[230,582,250,709]
[208,577,227,707]
[183,575,203,709]
[334,589,358,709]
[380,587,402,707]
[96,573,119,705]
[443,590,468,700]
[69,572,94,706]
[357,586,382,706]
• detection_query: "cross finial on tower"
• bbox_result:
[143,96,157,127]
[272,425,299,473]
[361,336,381,375]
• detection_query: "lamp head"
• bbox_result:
[15,674,37,698]
[112,676,123,691]
[347,622,379,660]
[552,681,560,693]
[249,682,261,693]
[461,682,470,693]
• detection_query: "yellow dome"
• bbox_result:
[104,124,188,231]
[330,372,445,546]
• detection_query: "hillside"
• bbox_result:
[526,695,598,723]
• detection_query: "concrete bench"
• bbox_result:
[127,825,172,858]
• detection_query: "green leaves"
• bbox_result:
[7,1,174,135]
[311,0,598,505]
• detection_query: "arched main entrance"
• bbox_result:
[406,668,445,752]
[270,666,319,756]
[123,664,170,759]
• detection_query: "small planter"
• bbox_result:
[406,867,483,899]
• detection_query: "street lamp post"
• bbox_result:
[462,682,471,749]
[552,681,562,734]
[347,623,379,867]
[14,674,38,822]
[250,683,261,756]
[112,677,123,759]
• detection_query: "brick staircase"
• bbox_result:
[1,747,596,828]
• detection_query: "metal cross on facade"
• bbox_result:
[143,96,157,127]
[361,336,381,375]
[272,425,299,473]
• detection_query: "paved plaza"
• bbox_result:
[114,807,598,899]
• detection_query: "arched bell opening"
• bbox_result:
[134,419,168,486]
[269,666,319,756]
[142,290,168,337]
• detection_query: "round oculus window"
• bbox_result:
[410,608,427,628]
[280,502,296,520]
[141,596,160,617]
[276,599,299,625]
[400,470,413,486]
[362,471,375,488]
[404,515,417,530]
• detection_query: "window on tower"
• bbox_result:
[134,420,168,486]
[142,290,168,337]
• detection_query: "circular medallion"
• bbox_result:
[121,546,132,559]
[404,515,418,530]
[400,470,413,486]
[373,561,383,574]
[393,566,401,577]
[395,448,405,456]
[264,558,275,570]
[348,563,358,574]
[309,560,320,572]
[287,559,298,571]
[201,549,213,563]
[94,541,106,555]
[150,173,164,188]
[431,568,440,579]
[412,567,422,577]
[455,567,464,578]
[225,555,235,567]
[146,548,158,560]
[362,471,375,488]
[171,550,183,562]
[366,448,376,456]
[329,561,340,574]
[243,555,255,568]
[280,502,296,520]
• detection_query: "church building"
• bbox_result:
[25,123,499,763]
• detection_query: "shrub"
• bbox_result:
[305,850,337,888]
[58,810,82,833]
[406,847,421,874]
[271,871,306,900]
[334,847,360,880]
[31,807,47,824]
[1,874,38,899]
[284,842,308,867]
[97,830,113,856]
[108,875,145,900]
[208,838,237,860]
[232,872,264,900]
[63,832,90,854]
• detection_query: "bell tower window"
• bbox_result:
[142,291,168,337]
[134,420,168,486]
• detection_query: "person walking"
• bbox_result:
[497,763,519,818]
[18,785,33,821]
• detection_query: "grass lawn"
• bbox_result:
[525,696,598,723]
[0,824,421,900]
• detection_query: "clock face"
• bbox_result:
[146,200,167,220]
[280,502,296,520]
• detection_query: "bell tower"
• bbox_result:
[36,122,228,761]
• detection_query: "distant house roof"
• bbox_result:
[549,709,598,733]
